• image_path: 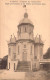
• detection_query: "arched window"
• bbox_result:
[13,53,16,60]
[40,47,42,54]
[40,47,43,58]
[20,28,21,33]
[25,27,26,32]
[18,46,19,54]
[34,63,36,68]
[14,63,15,70]
[9,48,11,56]
[30,46,32,55]
[9,63,10,69]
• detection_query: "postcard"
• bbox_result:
[0,0,50,80]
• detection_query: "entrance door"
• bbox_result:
[23,51,27,61]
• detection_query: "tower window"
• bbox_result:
[30,46,32,55]
[40,47,43,58]
[18,46,19,54]
[9,63,10,69]
[40,47,42,54]
[20,28,21,33]
[25,27,26,32]
[13,53,16,60]
[9,48,11,56]
[34,63,36,68]
[14,63,15,70]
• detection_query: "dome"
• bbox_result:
[18,13,34,27]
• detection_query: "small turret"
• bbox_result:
[8,34,16,44]
[35,35,43,44]
[34,34,44,61]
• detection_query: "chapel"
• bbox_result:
[8,12,44,71]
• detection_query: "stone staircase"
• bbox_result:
[17,61,31,72]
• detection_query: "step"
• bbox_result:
[17,64,31,67]
[17,67,30,69]
[17,61,31,71]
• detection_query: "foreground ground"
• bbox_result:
[0,70,50,80]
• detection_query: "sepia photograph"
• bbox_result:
[0,0,50,80]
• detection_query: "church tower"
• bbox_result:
[17,12,34,40]
[16,12,35,62]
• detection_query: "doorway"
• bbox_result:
[22,51,27,61]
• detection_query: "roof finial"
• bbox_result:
[23,5,28,18]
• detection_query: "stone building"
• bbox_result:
[7,12,44,71]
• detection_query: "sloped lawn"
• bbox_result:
[25,70,50,80]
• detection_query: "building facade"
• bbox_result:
[8,12,44,71]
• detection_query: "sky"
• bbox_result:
[0,0,50,58]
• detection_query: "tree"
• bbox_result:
[43,47,50,59]
[0,58,2,69]
[1,55,8,69]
